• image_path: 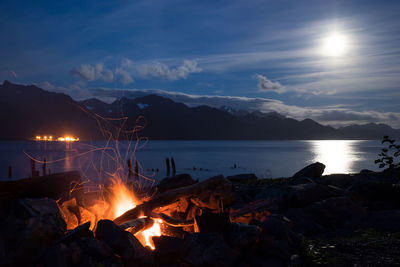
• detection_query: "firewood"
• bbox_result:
[119,217,155,234]
[150,212,194,227]
[114,175,231,225]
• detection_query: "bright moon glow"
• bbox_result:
[322,33,348,57]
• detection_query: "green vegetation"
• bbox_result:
[375,136,400,170]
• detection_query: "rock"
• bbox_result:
[0,197,66,266]
[57,221,93,245]
[251,214,295,263]
[158,173,197,193]
[292,162,325,178]
[95,219,149,263]
[224,222,260,248]
[69,236,113,262]
[21,198,63,216]
[182,233,237,266]
[321,197,367,228]
[194,212,230,233]
[349,181,400,209]
[42,243,73,267]
[227,173,257,183]
[368,210,400,231]
[290,254,302,266]
[152,235,185,263]
[283,183,343,208]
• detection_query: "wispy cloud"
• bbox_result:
[137,60,202,80]
[70,63,114,82]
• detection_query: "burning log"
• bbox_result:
[0,171,82,199]
[119,216,155,234]
[151,212,194,227]
[114,175,232,225]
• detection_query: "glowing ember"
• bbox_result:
[136,219,162,250]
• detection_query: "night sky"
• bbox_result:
[1,0,399,127]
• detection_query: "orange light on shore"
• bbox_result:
[57,136,79,142]
[34,135,79,142]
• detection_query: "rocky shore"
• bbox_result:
[1,163,400,266]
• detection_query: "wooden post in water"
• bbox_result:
[42,158,47,176]
[134,160,139,181]
[127,159,133,180]
[171,157,176,176]
[8,165,12,179]
[30,159,38,178]
[165,158,170,176]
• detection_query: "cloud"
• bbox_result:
[254,74,283,91]
[115,58,134,84]
[115,68,134,84]
[137,60,202,80]
[71,63,114,82]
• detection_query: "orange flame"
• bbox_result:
[109,180,162,249]
[110,180,139,218]
[136,219,162,250]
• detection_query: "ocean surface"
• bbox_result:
[0,140,383,182]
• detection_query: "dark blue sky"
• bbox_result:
[1,0,400,127]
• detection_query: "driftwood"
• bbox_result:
[229,199,275,219]
[0,171,82,199]
[119,217,155,234]
[114,175,231,225]
[151,212,194,227]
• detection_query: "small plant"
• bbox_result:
[375,136,400,169]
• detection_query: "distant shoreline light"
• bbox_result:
[35,135,79,142]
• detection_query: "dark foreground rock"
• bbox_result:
[1,166,400,266]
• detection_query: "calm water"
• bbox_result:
[0,140,382,181]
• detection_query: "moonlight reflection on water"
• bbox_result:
[310,140,363,175]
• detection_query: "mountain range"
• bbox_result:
[1,81,399,140]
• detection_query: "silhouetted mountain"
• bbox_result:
[338,123,400,140]
[0,81,102,140]
[82,94,341,139]
[2,81,399,140]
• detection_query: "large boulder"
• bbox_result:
[283,183,343,208]
[0,198,67,266]
[95,219,151,264]
[292,162,325,179]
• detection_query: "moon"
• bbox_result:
[322,33,348,57]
